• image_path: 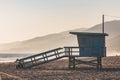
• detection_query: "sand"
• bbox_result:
[0,56,120,80]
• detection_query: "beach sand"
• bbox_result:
[0,56,120,80]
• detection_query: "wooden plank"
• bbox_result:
[75,59,97,66]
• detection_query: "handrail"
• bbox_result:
[18,47,63,61]
[64,46,106,48]
[64,46,79,48]
[64,46,106,57]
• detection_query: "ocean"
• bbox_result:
[0,52,119,63]
[0,53,33,62]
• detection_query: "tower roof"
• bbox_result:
[70,32,108,36]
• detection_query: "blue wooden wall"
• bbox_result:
[78,35,106,57]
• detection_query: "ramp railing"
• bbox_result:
[16,48,65,69]
[64,46,80,57]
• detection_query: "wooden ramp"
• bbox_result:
[16,48,65,69]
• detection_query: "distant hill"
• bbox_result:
[87,20,120,39]
[87,20,120,55]
[0,20,120,56]
[0,28,86,53]
[69,20,120,55]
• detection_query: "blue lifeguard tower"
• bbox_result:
[64,32,108,69]
[16,32,108,70]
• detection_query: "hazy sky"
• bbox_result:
[0,0,120,43]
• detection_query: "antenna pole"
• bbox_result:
[102,14,104,33]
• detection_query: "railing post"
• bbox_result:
[45,53,48,61]
[31,58,34,65]
[55,50,58,58]
[70,48,72,56]
[57,50,60,57]
[34,57,36,63]
[65,47,68,56]
[42,54,46,62]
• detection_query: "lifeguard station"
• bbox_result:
[16,32,108,70]
[65,32,108,69]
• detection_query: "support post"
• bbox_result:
[69,56,75,69]
[97,57,102,70]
